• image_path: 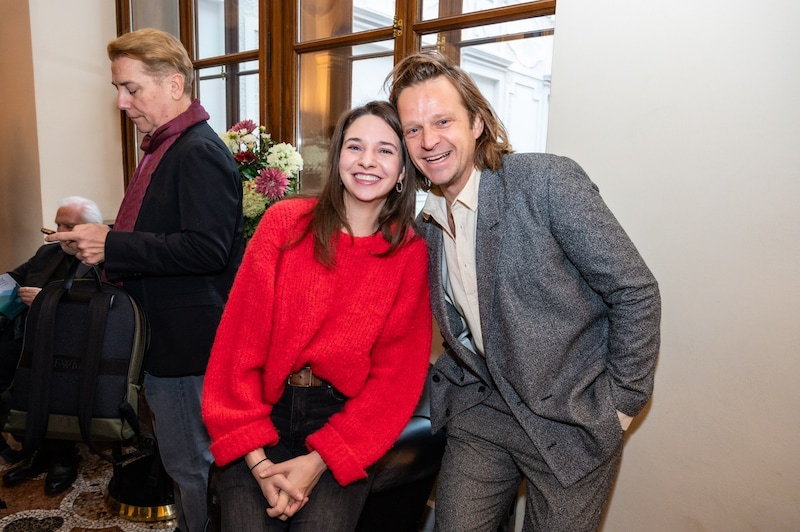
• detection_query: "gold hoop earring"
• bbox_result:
[395,180,404,193]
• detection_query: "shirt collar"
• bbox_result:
[422,167,481,223]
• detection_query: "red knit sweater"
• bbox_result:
[202,198,432,486]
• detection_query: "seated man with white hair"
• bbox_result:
[1,196,104,496]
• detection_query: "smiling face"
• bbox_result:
[396,75,484,203]
[338,114,405,216]
[111,56,184,135]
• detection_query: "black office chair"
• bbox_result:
[355,372,445,531]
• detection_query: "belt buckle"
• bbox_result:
[289,367,314,387]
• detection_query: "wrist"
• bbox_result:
[245,450,271,473]
[249,457,270,472]
[309,451,327,472]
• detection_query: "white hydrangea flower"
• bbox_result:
[267,143,304,176]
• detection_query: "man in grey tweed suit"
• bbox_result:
[389,52,661,531]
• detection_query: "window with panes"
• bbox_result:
[115,0,555,192]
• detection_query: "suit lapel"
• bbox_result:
[476,168,503,346]
[422,220,451,332]
[420,217,481,361]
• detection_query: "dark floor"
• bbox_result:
[0,434,176,532]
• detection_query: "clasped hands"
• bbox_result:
[250,451,327,521]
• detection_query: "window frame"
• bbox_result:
[113,0,556,186]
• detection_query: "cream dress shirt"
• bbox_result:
[422,168,484,356]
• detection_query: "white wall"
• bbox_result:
[548,1,800,530]
[0,0,42,268]
[0,0,121,270]
[28,0,123,225]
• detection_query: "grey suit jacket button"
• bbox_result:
[432,374,441,383]
[445,408,451,417]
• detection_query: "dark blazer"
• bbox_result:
[104,121,244,377]
[7,243,73,289]
[421,153,661,487]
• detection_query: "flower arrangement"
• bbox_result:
[220,119,304,239]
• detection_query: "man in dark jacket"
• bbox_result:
[1,196,103,495]
[47,29,244,532]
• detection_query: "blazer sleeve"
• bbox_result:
[543,155,661,416]
[104,129,241,278]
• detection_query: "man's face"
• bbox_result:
[54,205,84,255]
[111,56,178,135]
[396,76,484,202]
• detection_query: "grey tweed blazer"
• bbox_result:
[420,153,661,487]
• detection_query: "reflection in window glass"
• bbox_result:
[297,40,394,192]
[422,0,539,21]
[196,0,224,59]
[196,0,259,59]
[198,62,259,133]
[298,0,395,42]
[131,0,179,33]
[238,62,259,124]
[198,66,227,133]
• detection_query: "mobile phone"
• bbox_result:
[40,227,56,235]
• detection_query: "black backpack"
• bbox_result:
[3,261,149,463]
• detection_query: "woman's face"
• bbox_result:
[338,114,405,213]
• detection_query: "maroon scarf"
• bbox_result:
[113,99,210,232]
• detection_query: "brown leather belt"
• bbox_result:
[287,366,328,387]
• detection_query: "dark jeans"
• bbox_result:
[216,384,374,531]
[144,373,213,532]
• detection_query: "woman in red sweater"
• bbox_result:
[202,101,432,530]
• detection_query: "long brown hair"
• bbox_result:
[386,51,512,172]
[295,101,422,267]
